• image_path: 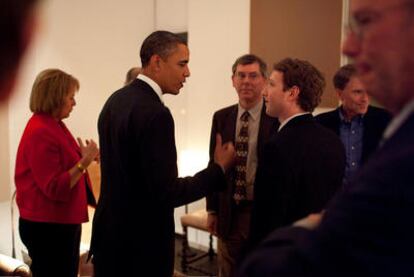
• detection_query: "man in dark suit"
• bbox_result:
[90,31,235,277]
[239,0,414,276]
[246,57,345,252]
[206,54,278,277]
[316,64,391,185]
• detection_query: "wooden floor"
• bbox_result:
[80,208,217,276]
[174,234,217,276]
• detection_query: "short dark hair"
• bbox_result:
[0,0,37,88]
[232,54,267,77]
[333,64,357,90]
[140,31,187,67]
[273,58,325,112]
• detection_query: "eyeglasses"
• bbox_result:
[347,1,414,40]
[234,72,262,81]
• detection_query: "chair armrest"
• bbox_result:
[0,254,31,277]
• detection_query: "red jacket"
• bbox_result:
[15,113,91,224]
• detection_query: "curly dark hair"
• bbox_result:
[273,58,325,112]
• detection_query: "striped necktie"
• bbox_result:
[234,111,249,203]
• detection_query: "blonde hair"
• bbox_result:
[30,69,79,115]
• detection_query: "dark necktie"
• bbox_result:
[234,111,249,203]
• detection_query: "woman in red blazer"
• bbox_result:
[15,69,99,277]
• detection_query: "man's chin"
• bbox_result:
[163,90,180,95]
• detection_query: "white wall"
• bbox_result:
[177,0,250,247]
[0,105,10,202]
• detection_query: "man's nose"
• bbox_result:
[184,65,190,77]
[342,31,361,59]
[361,92,369,102]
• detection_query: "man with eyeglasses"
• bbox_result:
[238,0,414,276]
[206,54,278,277]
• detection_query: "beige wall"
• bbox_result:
[250,0,343,108]
[0,106,9,202]
[6,0,155,197]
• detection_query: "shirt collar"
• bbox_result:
[382,99,414,142]
[278,112,310,132]
[237,100,263,121]
[138,74,164,103]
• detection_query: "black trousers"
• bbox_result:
[19,218,81,277]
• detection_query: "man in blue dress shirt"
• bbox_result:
[316,64,391,185]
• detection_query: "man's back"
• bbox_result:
[91,79,178,276]
[249,114,345,248]
[91,79,228,276]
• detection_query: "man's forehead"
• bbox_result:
[269,70,283,79]
[236,63,260,72]
[168,44,189,59]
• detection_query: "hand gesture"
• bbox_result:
[77,137,99,167]
[214,133,236,172]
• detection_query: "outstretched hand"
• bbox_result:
[292,212,324,230]
[214,133,236,172]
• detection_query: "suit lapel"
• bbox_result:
[223,105,238,144]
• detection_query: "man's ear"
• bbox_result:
[289,85,300,99]
[335,89,344,102]
[231,75,237,89]
[21,8,38,56]
[149,54,162,71]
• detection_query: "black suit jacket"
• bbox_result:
[239,112,414,277]
[206,103,279,238]
[90,79,226,277]
[315,105,391,163]
[247,114,345,250]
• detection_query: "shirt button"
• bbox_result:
[351,162,356,166]
[351,146,355,150]
[351,130,355,134]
